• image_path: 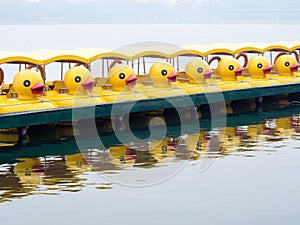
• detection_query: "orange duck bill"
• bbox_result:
[290,63,299,72]
[204,69,213,79]
[263,65,273,74]
[31,82,45,95]
[235,67,244,76]
[168,72,178,82]
[125,74,138,86]
[82,78,95,90]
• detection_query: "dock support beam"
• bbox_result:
[17,126,27,145]
[255,97,263,112]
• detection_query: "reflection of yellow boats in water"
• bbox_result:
[0,155,92,203]
[106,136,198,168]
[1,110,300,201]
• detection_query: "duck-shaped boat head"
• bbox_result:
[108,63,138,91]
[185,59,213,84]
[13,69,45,101]
[217,57,244,81]
[275,54,299,76]
[248,56,273,79]
[64,65,95,95]
[149,62,178,88]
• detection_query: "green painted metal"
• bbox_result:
[1,105,300,164]
[0,83,300,129]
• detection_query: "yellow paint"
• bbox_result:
[14,158,43,186]
[269,54,300,83]
[98,64,145,102]
[43,66,102,107]
[218,57,244,81]
[176,59,220,94]
[213,57,251,90]
[149,62,178,88]
[185,59,213,84]
[0,69,57,113]
[275,55,299,76]
[245,56,280,86]
[137,62,189,98]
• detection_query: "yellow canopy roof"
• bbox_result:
[106,43,185,60]
[182,42,278,56]
[0,48,110,65]
[0,41,299,65]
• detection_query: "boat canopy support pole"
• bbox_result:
[143,57,146,74]
[43,65,46,81]
[102,59,104,77]
[60,62,63,80]
[137,58,140,75]
[106,59,109,74]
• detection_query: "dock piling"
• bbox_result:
[255,97,263,112]
[17,126,27,145]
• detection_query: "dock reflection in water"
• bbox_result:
[1,107,300,203]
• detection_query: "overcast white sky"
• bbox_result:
[2,0,300,24]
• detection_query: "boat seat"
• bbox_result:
[102,84,112,90]
[45,80,55,90]
[177,71,188,79]
[136,74,150,79]
[141,80,153,86]
[95,77,109,87]
[94,77,113,90]
[1,83,10,95]
[6,84,17,98]
[136,74,152,85]
[177,78,189,83]
[271,68,279,75]
[52,80,68,93]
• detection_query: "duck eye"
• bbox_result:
[75,76,81,83]
[257,63,263,69]
[228,65,234,70]
[119,73,125,79]
[197,67,203,73]
[161,70,167,76]
[23,80,31,87]
[285,62,290,67]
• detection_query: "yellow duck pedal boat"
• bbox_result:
[43,65,102,107]
[269,53,300,84]
[176,59,220,94]
[0,67,9,100]
[208,56,251,90]
[137,62,189,98]
[244,56,280,87]
[0,69,57,114]
[96,62,146,102]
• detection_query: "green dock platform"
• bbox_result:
[1,82,300,129]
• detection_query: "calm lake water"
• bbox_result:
[0,24,300,225]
